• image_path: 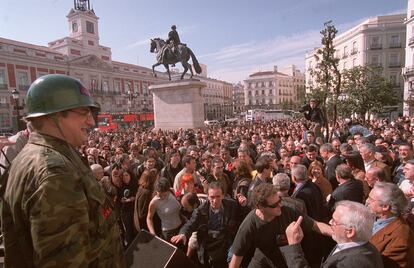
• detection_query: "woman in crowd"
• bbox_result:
[119,169,138,246]
[175,172,196,198]
[307,160,332,201]
[134,168,159,232]
[232,159,252,210]
[147,178,182,242]
[345,151,370,199]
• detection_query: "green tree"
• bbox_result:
[281,100,290,111]
[341,65,397,122]
[309,21,341,141]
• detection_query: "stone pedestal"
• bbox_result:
[149,79,207,130]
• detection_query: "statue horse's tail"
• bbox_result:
[189,48,202,74]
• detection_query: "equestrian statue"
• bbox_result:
[150,25,202,81]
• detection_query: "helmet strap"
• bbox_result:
[50,113,68,143]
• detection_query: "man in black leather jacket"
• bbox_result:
[171,182,240,267]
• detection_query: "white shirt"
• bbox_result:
[399,179,414,202]
[363,159,375,173]
[332,241,365,255]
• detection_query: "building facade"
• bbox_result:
[403,0,414,116]
[0,0,233,132]
[306,14,406,108]
[199,76,233,120]
[243,65,305,110]
[232,82,245,116]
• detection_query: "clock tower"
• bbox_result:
[49,0,112,61]
[68,0,100,48]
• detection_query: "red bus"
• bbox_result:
[97,113,154,131]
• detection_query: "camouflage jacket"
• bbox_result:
[1,132,125,267]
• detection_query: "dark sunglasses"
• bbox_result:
[264,199,282,208]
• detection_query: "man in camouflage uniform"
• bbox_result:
[1,74,125,267]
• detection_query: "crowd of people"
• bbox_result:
[1,74,414,267]
[72,114,414,267]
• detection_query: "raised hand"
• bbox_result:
[0,136,15,150]
[285,216,304,245]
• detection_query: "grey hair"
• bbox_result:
[335,164,354,180]
[358,137,368,144]
[335,201,375,243]
[90,163,103,172]
[261,151,277,159]
[291,164,308,182]
[272,173,291,191]
[360,143,376,153]
[320,143,334,153]
[373,182,408,216]
[405,159,414,166]
[237,147,250,155]
[339,143,352,153]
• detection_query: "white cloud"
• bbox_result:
[204,11,407,83]
[201,29,322,83]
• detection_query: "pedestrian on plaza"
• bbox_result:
[1,74,124,267]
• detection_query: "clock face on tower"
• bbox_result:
[72,22,78,32]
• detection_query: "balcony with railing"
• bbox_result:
[107,91,121,96]
[369,63,383,68]
[369,44,382,50]
[389,62,401,68]
[389,43,402,49]
[342,53,348,59]
[403,66,414,77]
[350,49,358,55]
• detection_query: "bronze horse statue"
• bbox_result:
[150,38,202,80]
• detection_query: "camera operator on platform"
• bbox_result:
[300,99,326,139]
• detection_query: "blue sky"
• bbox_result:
[0,0,407,83]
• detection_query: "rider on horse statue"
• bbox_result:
[150,26,202,81]
[166,25,181,67]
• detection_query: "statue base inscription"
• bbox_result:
[149,79,207,130]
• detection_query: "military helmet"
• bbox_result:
[25,74,99,118]
[171,25,176,30]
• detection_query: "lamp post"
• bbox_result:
[124,90,139,114]
[11,89,23,133]
[142,99,147,127]
[124,89,139,128]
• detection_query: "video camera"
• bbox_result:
[299,103,311,113]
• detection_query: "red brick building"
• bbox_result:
[0,0,165,132]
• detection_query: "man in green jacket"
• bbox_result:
[1,74,124,267]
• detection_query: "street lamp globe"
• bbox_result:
[11,89,19,100]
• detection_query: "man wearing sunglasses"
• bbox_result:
[230,183,332,268]
[1,74,124,267]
